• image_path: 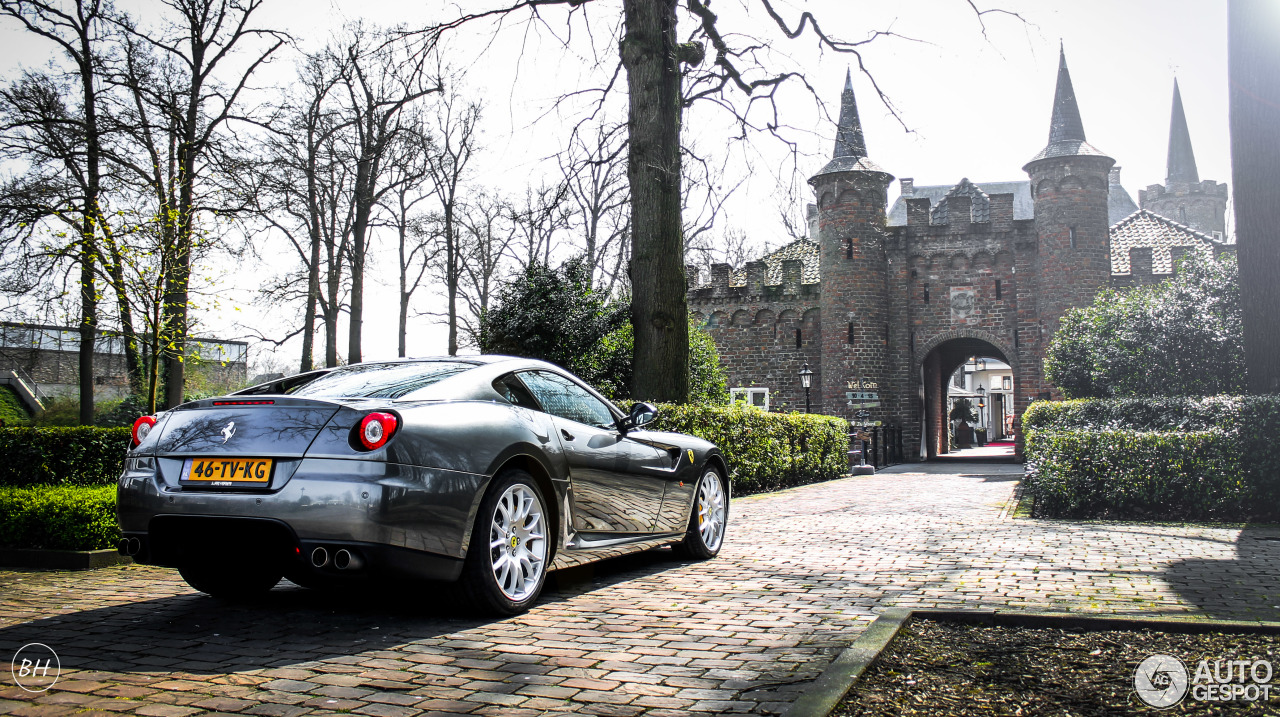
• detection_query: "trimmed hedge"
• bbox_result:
[0,486,120,550]
[0,427,130,488]
[649,403,849,495]
[1023,395,1280,521]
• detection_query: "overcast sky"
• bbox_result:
[0,0,1230,372]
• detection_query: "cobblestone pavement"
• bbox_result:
[3,464,1279,716]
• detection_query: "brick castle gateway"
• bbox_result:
[688,50,1234,459]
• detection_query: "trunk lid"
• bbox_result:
[151,397,342,458]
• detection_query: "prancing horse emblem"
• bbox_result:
[221,421,236,443]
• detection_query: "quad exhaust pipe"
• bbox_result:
[118,537,141,556]
[334,549,363,571]
[310,547,330,568]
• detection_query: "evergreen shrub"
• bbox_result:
[1023,395,1280,521]
[647,402,848,495]
[0,427,130,487]
[0,485,120,550]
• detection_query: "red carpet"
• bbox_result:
[987,440,1016,446]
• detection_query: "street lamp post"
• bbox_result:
[799,364,814,414]
[976,385,986,428]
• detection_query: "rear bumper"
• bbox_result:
[117,456,488,579]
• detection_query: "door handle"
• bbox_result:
[561,429,575,441]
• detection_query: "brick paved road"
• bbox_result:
[3,463,1279,716]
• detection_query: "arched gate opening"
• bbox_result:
[919,335,1017,460]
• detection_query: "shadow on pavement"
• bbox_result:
[1163,525,1280,621]
[0,547,686,675]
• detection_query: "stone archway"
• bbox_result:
[917,330,1018,460]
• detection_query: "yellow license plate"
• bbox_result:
[184,457,273,483]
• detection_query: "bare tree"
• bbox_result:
[246,49,352,372]
[116,0,286,408]
[510,181,572,271]
[330,23,439,365]
[422,80,481,356]
[559,121,629,289]
[377,122,438,358]
[0,0,111,423]
[456,190,518,346]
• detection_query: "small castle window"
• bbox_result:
[1179,205,1187,223]
[923,284,930,303]
[848,322,855,344]
[795,328,802,349]
[995,279,1002,300]
[846,237,853,259]
[1069,227,1077,249]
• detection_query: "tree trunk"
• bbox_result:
[621,0,688,403]
[301,231,321,372]
[77,219,96,424]
[347,162,372,365]
[398,217,409,358]
[1230,0,1280,395]
[446,202,457,356]
[163,111,199,408]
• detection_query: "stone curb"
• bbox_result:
[0,548,131,570]
[781,608,1280,717]
[780,608,913,717]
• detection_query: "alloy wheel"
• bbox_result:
[696,471,727,551]
[488,483,547,601]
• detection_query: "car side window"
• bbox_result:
[519,371,615,428]
[493,374,541,410]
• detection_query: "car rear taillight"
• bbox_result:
[131,415,157,447]
[358,412,398,451]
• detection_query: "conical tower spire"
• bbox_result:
[809,70,890,184]
[833,68,867,159]
[1025,44,1111,166]
[1166,79,1200,184]
[1048,44,1086,144]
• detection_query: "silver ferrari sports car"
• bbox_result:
[117,356,729,614]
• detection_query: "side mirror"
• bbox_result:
[619,402,659,433]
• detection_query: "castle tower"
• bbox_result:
[808,70,894,423]
[1138,80,1228,238]
[1023,47,1115,344]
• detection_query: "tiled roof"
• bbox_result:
[1109,209,1222,274]
[726,238,820,286]
[887,180,1033,226]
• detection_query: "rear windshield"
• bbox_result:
[290,361,474,399]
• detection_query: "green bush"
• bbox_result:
[1025,429,1253,521]
[1044,254,1244,399]
[0,485,120,550]
[587,317,729,404]
[0,427,131,487]
[647,402,848,495]
[1023,394,1280,521]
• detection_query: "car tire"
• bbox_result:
[459,469,551,615]
[672,467,729,560]
[180,560,282,599]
